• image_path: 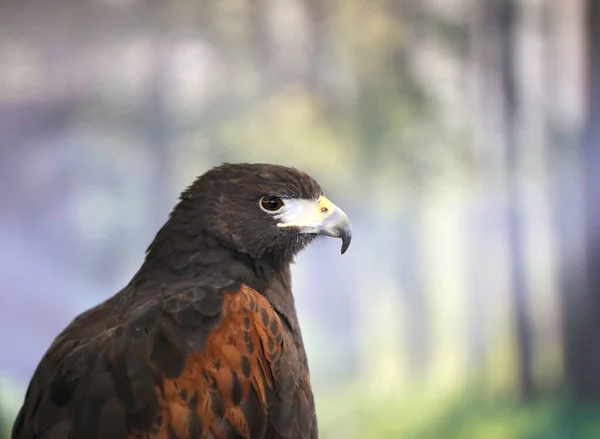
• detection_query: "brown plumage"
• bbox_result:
[12,163,352,439]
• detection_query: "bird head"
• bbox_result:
[175,163,352,263]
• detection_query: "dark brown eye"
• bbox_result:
[260,196,284,212]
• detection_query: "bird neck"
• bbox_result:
[135,219,294,299]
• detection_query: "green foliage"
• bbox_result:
[316,388,600,439]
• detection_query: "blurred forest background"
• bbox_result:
[1,0,600,437]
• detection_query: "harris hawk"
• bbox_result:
[12,163,352,439]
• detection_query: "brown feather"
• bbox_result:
[144,285,300,439]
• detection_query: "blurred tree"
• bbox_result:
[468,0,535,400]
[542,0,589,404]
[572,0,600,402]
[498,0,535,401]
[464,0,494,388]
[350,0,434,384]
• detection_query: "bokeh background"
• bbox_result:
[1,0,600,437]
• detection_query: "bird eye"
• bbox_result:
[260,196,284,212]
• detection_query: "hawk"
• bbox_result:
[12,162,352,439]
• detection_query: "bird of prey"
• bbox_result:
[12,163,352,439]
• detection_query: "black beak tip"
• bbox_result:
[340,231,352,255]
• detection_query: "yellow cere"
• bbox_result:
[317,195,335,214]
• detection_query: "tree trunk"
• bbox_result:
[498,0,536,402]
[574,0,600,401]
[541,0,590,402]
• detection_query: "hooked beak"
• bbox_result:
[276,195,352,254]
